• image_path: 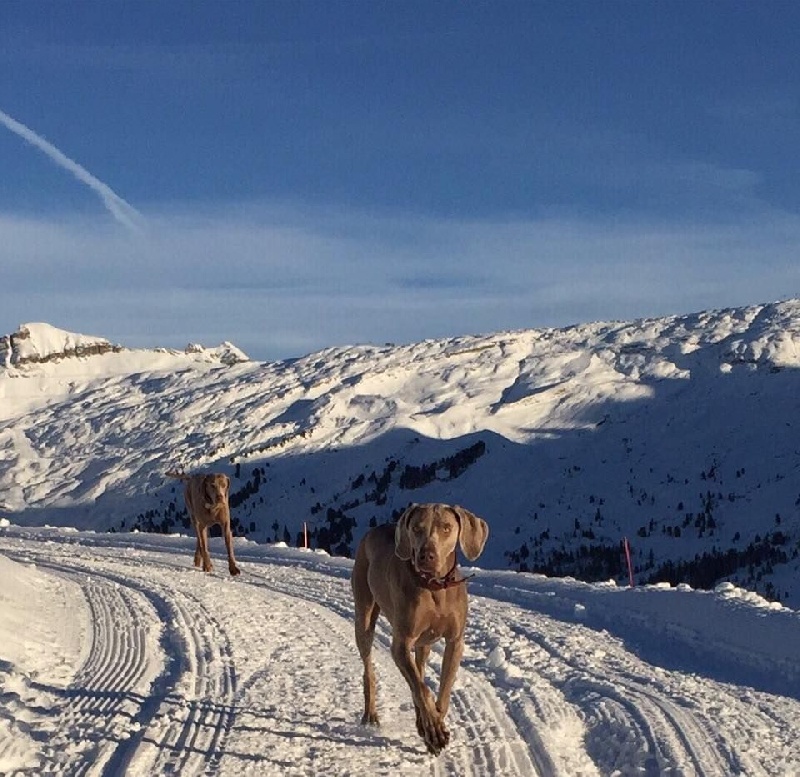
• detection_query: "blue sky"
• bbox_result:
[2,1,799,361]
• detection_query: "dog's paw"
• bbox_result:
[424,721,450,755]
[417,709,449,755]
[361,711,380,726]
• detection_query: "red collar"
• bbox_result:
[414,556,472,591]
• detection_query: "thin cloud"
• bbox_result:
[0,108,144,232]
[3,202,800,361]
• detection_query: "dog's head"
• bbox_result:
[203,473,230,511]
[394,503,489,576]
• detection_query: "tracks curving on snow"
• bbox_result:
[2,531,800,776]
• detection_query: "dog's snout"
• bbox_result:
[415,541,440,571]
[420,546,437,563]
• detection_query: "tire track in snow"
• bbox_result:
[442,677,552,777]
[474,596,739,777]
[459,613,598,777]
[564,675,726,777]
[14,558,171,777]
[132,561,426,776]
[71,551,374,776]
[72,562,239,777]
[541,643,734,777]
[15,552,238,777]
[137,586,238,777]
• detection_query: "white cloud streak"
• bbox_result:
[3,201,800,361]
[0,108,144,232]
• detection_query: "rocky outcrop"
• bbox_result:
[1,324,123,368]
[185,341,249,365]
[1,322,249,369]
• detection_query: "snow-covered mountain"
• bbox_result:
[2,303,800,605]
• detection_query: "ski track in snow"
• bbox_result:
[2,534,800,776]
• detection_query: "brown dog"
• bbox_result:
[167,471,240,576]
[351,503,489,754]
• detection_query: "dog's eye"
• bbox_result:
[412,524,424,533]
[441,525,452,533]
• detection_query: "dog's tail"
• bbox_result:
[166,470,190,481]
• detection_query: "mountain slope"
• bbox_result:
[1,302,800,605]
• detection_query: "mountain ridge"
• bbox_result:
[0,322,250,370]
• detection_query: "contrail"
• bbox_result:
[0,108,144,232]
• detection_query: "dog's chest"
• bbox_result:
[413,599,462,644]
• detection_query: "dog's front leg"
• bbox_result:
[391,637,449,755]
[193,530,203,569]
[436,637,463,718]
[198,525,213,572]
[222,521,241,576]
[414,644,431,679]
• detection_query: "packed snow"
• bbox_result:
[1,524,799,776]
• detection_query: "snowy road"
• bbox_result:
[2,527,799,776]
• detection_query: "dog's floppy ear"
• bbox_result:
[394,504,417,561]
[222,474,230,495]
[453,506,489,561]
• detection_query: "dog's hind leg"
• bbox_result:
[355,602,381,725]
[352,548,381,725]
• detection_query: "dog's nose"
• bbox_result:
[420,546,437,564]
